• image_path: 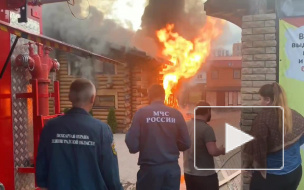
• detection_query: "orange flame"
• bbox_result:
[156,17,225,106]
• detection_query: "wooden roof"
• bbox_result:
[0,20,123,66]
[107,44,171,67]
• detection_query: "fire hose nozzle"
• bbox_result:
[44,46,52,50]
[15,54,35,71]
[44,46,53,57]
[51,59,60,72]
[23,42,34,46]
[23,42,35,55]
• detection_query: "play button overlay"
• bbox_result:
[193,106,284,171]
[225,123,254,154]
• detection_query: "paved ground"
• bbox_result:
[115,110,242,190]
[114,134,138,189]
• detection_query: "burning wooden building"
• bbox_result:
[54,45,165,132]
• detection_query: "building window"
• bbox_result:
[225,91,241,106]
[94,90,118,109]
[68,61,83,77]
[68,56,116,76]
[195,72,207,84]
[228,92,233,106]
[233,69,241,79]
[238,92,241,105]
[225,92,229,106]
[211,70,219,79]
[94,95,116,109]
[95,62,116,75]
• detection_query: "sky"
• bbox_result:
[201,0,242,51]
[214,21,242,51]
[227,23,242,48]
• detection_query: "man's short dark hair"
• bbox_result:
[69,78,96,106]
[195,101,211,116]
[148,84,165,100]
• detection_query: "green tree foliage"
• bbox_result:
[107,107,117,133]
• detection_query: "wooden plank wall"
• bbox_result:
[56,52,131,132]
[131,64,143,115]
[131,63,163,116]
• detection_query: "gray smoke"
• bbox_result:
[131,0,208,56]
[43,3,133,53]
[42,2,134,82]
[43,0,241,83]
[136,0,242,55]
[66,54,93,81]
[213,23,242,51]
[140,0,207,41]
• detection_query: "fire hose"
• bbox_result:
[216,150,242,188]
[28,0,71,6]
[216,149,242,172]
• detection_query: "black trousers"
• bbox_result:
[250,165,302,190]
[184,173,219,190]
[136,162,180,190]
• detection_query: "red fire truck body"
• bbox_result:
[0,2,43,189]
[0,2,120,189]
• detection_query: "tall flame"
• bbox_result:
[156,17,225,105]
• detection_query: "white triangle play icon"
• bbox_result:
[225,123,254,154]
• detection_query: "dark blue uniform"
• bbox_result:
[125,101,190,190]
[36,107,122,190]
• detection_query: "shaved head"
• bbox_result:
[196,101,211,116]
[195,101,211,122]
[148,84,165,101]
[69,78,96,107]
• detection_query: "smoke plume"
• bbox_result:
[141,0,206,39]
[42,2,135,82]
[132,0,209,56]
[42,0,238,84]
[43,3,134,54]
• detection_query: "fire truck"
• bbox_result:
[0,1,120,189]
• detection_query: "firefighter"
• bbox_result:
[36,78,123,190]
[125,84,191,190]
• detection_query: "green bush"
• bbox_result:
[107,107,117,133]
